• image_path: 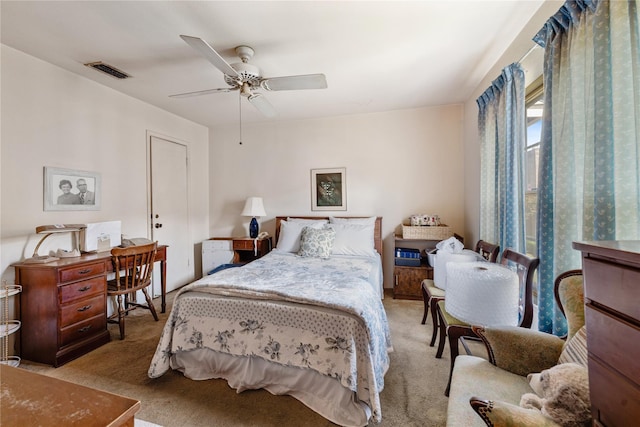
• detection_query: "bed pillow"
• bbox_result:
[329,216,377,226]
[327,223,376,257]
[277,220,326,253]
[287,217,329,225]
[297,226,336,258]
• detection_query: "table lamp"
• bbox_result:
[241,197,266,238]
[25,224,86,263]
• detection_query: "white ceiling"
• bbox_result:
[0,1,544,128]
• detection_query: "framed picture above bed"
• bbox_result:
[44,166,101,211]
[311,167,346,211]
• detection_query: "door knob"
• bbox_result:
[155,223,163,228]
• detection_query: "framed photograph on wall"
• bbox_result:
[311,167,346,211]
[44,166,101,211]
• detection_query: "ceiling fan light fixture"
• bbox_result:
[225,62,261,87]
[240,82,252,97]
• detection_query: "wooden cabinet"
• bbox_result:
[13,257,110,367]
[394,264,433,300]
[393,236,436,300]
[232,236,272,264]
[573,240,640,427]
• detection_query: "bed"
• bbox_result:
[148,216,392,427]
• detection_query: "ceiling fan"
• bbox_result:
[171,35,328,118]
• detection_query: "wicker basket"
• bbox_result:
[402,224,452,240]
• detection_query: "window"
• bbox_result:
[524,77,543,257]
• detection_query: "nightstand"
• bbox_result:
[232,236,272,264]
[393,235,435,300]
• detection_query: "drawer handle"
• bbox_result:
[78,285,92,292]
[78,269,92,275]
[78,325,92,333]
[77,305,92,312]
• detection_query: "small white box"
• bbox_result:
[80,221,122,252]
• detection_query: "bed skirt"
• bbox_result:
[171,349,371,427]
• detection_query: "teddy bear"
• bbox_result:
[519,362,592,427]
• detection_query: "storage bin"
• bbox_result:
[402,225,452,240]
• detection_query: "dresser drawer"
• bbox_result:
[60,294,105,328]
[589,355,640,426]
[583,257,640,320]
[586,304,640,382]
[233,239,255,251]
[59,261,106,284]
[60,314,106,347]
[60,277,106,303]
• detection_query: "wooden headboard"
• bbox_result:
[275,216,383,257]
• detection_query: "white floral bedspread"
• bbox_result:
[148,251,392,423]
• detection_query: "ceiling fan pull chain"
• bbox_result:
[239,91,243,145]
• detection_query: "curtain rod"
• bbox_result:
[518,44,541,64]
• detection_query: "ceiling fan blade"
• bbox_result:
[260,74,327,91]
[169,87,237,98]
[180,35,239,78]
[248,94,277,118]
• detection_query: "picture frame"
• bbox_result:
[311,167,346,211]
[44,166,101,211]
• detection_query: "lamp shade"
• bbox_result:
[444,261,519,327]
[241,197,266,217]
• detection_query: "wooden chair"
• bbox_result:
[421,240,500,350]
[107,242,158,339]
[437,248,539,396]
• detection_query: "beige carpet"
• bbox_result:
[19,291,461,426]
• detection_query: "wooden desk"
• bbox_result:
[1,364,140,426]
[13,245,168,366]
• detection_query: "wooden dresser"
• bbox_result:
[13,255,111,367]
[573,240,640,426]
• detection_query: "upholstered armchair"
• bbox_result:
[445,270,586,427]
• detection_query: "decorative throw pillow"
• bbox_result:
[297,226,336,258]
[558,325,588,367]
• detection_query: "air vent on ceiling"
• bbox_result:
[84,61,131,79]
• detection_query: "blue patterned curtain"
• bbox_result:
[478,63,527,255]
[535,0,640,334]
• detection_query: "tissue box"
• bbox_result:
[402,225,452,240]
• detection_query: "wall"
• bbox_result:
[0,45,210,286]
[208,105,465,288]
[462,0,562,248]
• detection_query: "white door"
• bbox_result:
[149,135,192,295]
